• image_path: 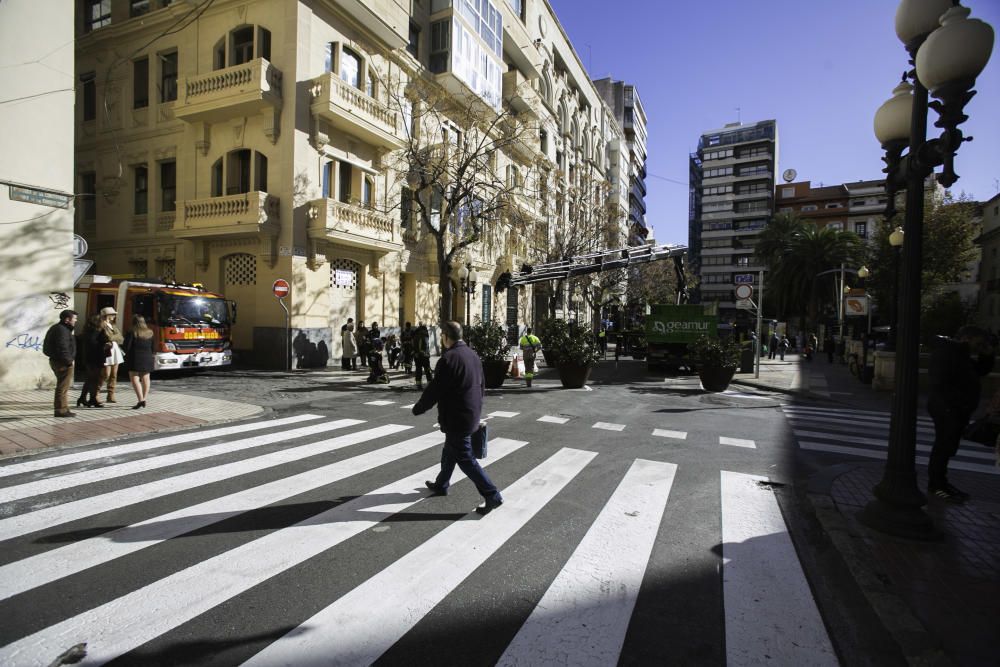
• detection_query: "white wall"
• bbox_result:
[0,0,76,389]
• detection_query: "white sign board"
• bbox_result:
[334,269,353,287]
[734,284,753,300]
[845,296,869,316]
[736,298,754,310]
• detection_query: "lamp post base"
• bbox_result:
[858,498,941,541]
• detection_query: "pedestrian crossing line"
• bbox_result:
[721,390,773,401]
[0,419,365,505]
[593,422,626,432]
[497,459,677,665]
[783,405,935,425]
[364,400,395,406]
[537,415,570,424]
[0,414,325,480]
[652,429,687,440]
[799,442,1000,475]
[0,425,435,601]
[792,429,995,461]
[400,404,415,410]
[488,411,519,418]
[243,447,598,666]
[721,471,837,665]
[720,437,756,449]
[0,439,530,665]
[0,422,396,542]
[785,414,936,436]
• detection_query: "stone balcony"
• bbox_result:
[175,192,280,240]
[310,74,403,151]
[174,58,282,127]
[307,198,402,255]
[502,70,540,118]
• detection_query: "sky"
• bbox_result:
[547,0,1000,247]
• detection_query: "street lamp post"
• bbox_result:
[888,226,905,350]
[458,263,478,327]
[861,0,994,539]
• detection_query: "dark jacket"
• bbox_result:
[928,335,994,416]
[43,321,76,365]
[82,327,107,367]
[124,333,155,373]
[412,340,484,435]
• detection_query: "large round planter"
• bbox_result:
[541,349,560,368]
[698,365,736,392]
[482,360,508,389]
[557,361,593,389]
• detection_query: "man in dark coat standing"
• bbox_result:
[927,325,994,502]
[42,310,78,417]
[413,321,503,515]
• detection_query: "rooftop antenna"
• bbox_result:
[735,106,741,124]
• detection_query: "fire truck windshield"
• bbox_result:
[158,294,229,327]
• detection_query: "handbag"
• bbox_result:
[963,415,1000,447]
[471,422,488,459]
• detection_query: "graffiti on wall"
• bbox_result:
[49,292,70,309]
[5,333,42,351]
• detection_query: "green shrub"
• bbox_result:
[689,335,741,369]
[465,319,510,363]
[539,318,602,366]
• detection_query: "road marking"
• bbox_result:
[798,442,1000,474]
[720,436,756,449]
[498,459,676,666]
[0,440,530,665]
[244,448,597,667]
[784,415,936,436]
[652,429,687,440]
[720,470,837,666]
[364,400,395,406]
[593,422,626,432]
[0,425,430,601]
[722,390,773,401]
[0,420,376,541]
[400,404,415,409]
[0,414,324,479]
[488,411,519,418]
[783,404,934,425]
[537,415,570,424]
[0,419,363,504]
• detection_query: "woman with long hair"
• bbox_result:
[99,307,125,402]
[123,314,155,409]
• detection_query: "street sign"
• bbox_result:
[72,234,88,259]
[734,274,754,284]
[736,298,754,310]
[845,295,868,315]
[734,284,753,300]
[272,278,290,299]
[8,184,72,209]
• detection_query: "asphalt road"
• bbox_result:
[0,360,906,666]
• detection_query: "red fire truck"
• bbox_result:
[74,277,236,370]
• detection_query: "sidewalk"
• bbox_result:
[743,352,1000,665]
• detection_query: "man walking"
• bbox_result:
[414,321,503,515]
[413,323,434,389]
[42,309,78,417]
[769,332,779,360]
[519,326,541,387]
[927,325,994,502]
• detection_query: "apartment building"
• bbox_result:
[976,193,1000,331]
[74,0,627,367]
[594,78,648,246]
[688,119,778,312]
[775,179,881,241]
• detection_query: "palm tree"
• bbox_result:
[757,212,806,320]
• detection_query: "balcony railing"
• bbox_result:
[502,70,540,117]
[310,74,403,150]
[176,191,280,239]
[175,58,282,124]
[307,198,402,253]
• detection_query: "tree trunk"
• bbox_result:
[436,238,453,322]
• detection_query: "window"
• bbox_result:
[134,165,148,215]
[737,145,769,159]
[703,185,732,196]
[160,161,176,212]
[781,187,795,198]
[736,163,768,177]
[340,47,361,88]
[362,176,373,207]
[430,20,450,73]
[736,256,751,267]
[827,221,843,231]
[133,58,149,109]
[339,162,352,203]
[703,148,733,161]
[160,52,178,102]
[825,202,843,209]
[211,159,223,197]
[81,73,96,121]
[481,284,492,322]
[854,222,867,237]
[232,27,254,65]
[130,0,150,17]
[80,172,97,221]
[801,204,818,212]
[703,166,733,179]
[226,149,251,194]
[255,152,268,191]
[84,0,111,32]
[540,129,548,154]
[702,256,730,266]
[407,22,420,59]
[214,39,226,70]
[366,69,376,98]
[322,161,334,199]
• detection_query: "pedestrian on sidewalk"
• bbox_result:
[342,322,358,370]
[369,321,381,343]
[357,323,370,368]
[124,315,155,409]
[779,336,789,361]
[78,314,106,408]
[100,307,125,403]
[386,334,401,369]
[42,309,78,418]
[824,333,835,363]
[927,325,994,502]
[768,332,778,360]
[519,326,541,387]
[413,323,434,389]
[414,321,503,516]
[400,322,414,374]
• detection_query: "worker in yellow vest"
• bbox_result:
[519,327,542,387]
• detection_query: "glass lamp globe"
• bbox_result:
[874,80,913,145]
[916,5,995,96]
[895,0,952,48]
[889,226,905,247]
[858,266,870,279]
[458,265,469,280]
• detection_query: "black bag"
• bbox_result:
[963,416,999,446]
[471,422,488,459]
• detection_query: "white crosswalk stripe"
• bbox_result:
[720,436,756,449]
[593,421,626,432]
[782,404,999,475]
[537,415,570,424]
[0,414,837,666]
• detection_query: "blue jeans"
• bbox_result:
[435,432,501,501]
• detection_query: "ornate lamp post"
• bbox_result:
[861,0,994,539]
[458,263,478,327]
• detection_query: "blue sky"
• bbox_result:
[547,0,1000,246]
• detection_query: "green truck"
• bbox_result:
[644,304,719,372]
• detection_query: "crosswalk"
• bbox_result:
[0,414,831,666]
[782,404,999,475]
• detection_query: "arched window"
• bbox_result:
[214,25,272,70]
[341,47,361,89]
[212,149,269,196]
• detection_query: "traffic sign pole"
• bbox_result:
[755,269,764,379]
[272,279,291,371]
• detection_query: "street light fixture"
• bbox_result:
[861,0,994,540]
[888,226,905,349]
[458,263,478,327]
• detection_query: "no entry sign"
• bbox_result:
[272,279,290,299]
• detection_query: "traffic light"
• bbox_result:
[495,271,512,293]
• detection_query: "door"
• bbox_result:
[222,253,257,351]
[329,259,360,359]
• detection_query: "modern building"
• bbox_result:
[0,2,76,391]
[688,119,778,313]
[594,78,648,246]
[976,193,1000,331]
[73,0,629,367]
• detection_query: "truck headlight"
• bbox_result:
[164,342,176,351]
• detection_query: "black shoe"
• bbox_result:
[424,481,448,496]
[929,484,968,503]
[475,495,503,515]
[87,399,104,408]
[54,411,76,418]
[76,397,87,407]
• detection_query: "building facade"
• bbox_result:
[0,2,76,390]
[688,119,778,313]
[976,193,1000,332]
[73,0,628,367]
[594,78,648,246]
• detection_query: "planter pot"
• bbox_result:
[542,350,560,368]
[698,365,736,392]
[557,361,593,389]
[482,360,508,389]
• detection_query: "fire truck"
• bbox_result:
[73,276,236,370]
